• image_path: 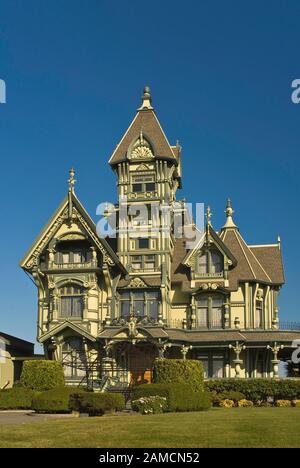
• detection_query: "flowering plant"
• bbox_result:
[132,396,168,415]
[238,399,254,407]
[219,399,235,408]
[276,400,291,407]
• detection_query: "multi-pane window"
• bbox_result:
[119,290,160,321]
[197,250,223,274]
[56,250,88,264]
[132,174,156,193]
[59,285,84,318]
[131,255,155,271]
[195,352,224,378]
[196,295,224,329]
[62,337,86,379]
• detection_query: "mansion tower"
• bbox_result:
[21,88,299,385]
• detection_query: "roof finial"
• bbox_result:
[68,167,76,193]
[138,85,153,110]
[206,205,212,226]
[222,197,237,229]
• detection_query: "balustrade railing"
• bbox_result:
[166,319,300,331]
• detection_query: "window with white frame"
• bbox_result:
[195,351,224,378]
[59,284,84,318]
[132,174,156,193]
[196,249,223,275]
[119,290,160,321]
[196,294,224,328]
[130,255,155,271]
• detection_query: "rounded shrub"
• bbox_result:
[20,360,65,391]
[70,393,125,416]
[153,359,204,392]
[219,399,235,408]
[238,399,254,407]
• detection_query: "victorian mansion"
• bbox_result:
[21,88,300,386]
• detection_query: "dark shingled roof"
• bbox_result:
[118,276,162,288]
[250,245,285,285]
[166,328,300,344]
[171,237,191,291]
[219,228,277,289]
[108,109,177,166]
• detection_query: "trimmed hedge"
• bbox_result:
[205,379,300,403]
[70,393,125,416]
[0,387,38,410]
[132,383,211,412]
[20,360,65,391]
[32,386,86,413]
[153,359,204,392]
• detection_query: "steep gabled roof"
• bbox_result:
[220,227,273,287]
[108,88,178,166]
[20,190,126,274]
[39,320,97,343]
[250,244,285,284]
[182,225,237,267]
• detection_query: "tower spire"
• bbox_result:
[222,198,237,229]
[138,86,153,110]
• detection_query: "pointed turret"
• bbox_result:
[108,86,178,166]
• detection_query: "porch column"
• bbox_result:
[181,344,192,360]
[229,341,246,378]
[267,342,284,379]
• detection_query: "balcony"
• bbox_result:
[166,319,300,331]
[42,260,98,271]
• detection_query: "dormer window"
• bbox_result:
[197,249,223,275]
[54,240,91,266]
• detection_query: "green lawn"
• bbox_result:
[0,408,300,448]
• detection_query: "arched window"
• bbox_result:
[196,294,224,329]
[61,337,86,379]
[197,250,223,275]
[59,284,84,318]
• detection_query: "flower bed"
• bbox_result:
[132,396,167,415]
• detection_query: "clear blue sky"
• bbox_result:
[1,1,300,348]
